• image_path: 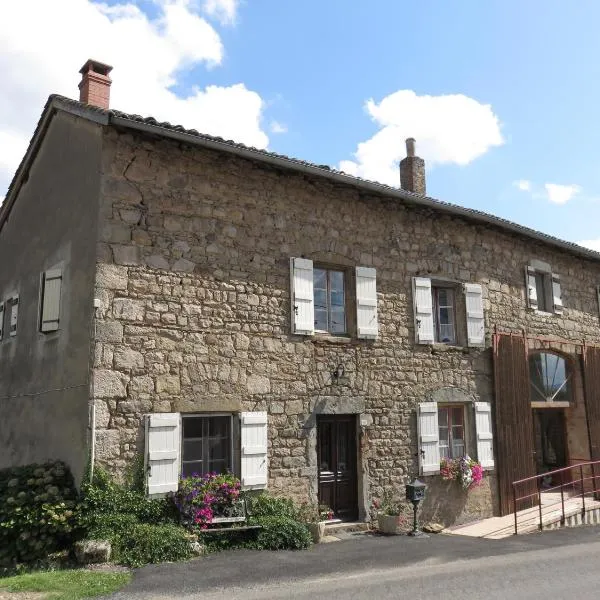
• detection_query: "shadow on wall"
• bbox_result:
[418,474,497,528]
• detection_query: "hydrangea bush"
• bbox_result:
[172,473,242,529]
[440,456,484,490]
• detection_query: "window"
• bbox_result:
[290,258,378,339]
[433,287,456,344]
[145,411,268,496]
[313,267,346,334]
[525,263,563,314]
[529,352,572,404]
[413,278,484,347]
[438,405,465,459]
[181,415,232,478]
[418,401,494,474]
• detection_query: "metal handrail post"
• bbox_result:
[592,463,598,501]
[513,483,518,535]
[537,477,543,531]
[581,465,586,515]
[560,484,565,525]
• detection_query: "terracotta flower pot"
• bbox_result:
[307,521,326,543]
[378,514,403,535]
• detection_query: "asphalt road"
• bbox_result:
[110,527,600,599]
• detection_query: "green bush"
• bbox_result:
[116,523,193,567]
[0,461,80,567]
[80,467,176,526]
[253,516,312,551]
[247,493,299,520]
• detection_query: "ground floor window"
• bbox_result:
[438,405,465,459]
[181,415,232,477]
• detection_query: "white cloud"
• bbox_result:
[544,183,581,205]
[514,179,531,192]
[577,239,600,252]
[339,90,503,186]
[0,0,266,199]
[269,120,288,134]
[202,0,238,25]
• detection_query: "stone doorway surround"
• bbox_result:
[301,396,370,521]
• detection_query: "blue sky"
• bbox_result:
[2,0,600,249]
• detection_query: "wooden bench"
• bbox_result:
[201,497,262,534]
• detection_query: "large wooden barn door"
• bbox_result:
[583,346,600,462]
[493,333,537,515]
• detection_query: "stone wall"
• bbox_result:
[91,127,600,524]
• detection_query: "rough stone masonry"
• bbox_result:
[91,126,600,525]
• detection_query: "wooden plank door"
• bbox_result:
[494,334,537,515]
[317,415,358,521]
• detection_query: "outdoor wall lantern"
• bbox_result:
[405,477,429,538]
[332,363,345,380]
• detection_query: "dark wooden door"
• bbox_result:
[584,346,600,461]
[317,415,358,521]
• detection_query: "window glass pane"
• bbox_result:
[183,440,204,462]
[439,443,449,460]
[437,288,449,306]
[438,324,455,344]
[314,290,327,311]
[313,268,327,290]
[208,459,228,474]
[535,273,548,312]
[208,416,230,439]
[315,309,328,331]
[183,417,204,439]
[330,307,346,333]
[452,407,464,425]
[529,352,571,403]
[329,271,344,292]
[439,307,451,325]
[182,461,203,478]
[438,408,448,427]
[452,441,464,458]
[330,291,345,307]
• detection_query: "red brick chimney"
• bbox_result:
[78,59,113,109]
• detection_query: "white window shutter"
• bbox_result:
[413,278,434,344]
[0,302,4,340]
[552,273,563,314]
[41,268,63,332]
[9,296,18,337]
[418,402,440,475]
[144,413,181,496]
[464,283,485,347]
[241,411,268,489]
[525,266,538,310]
[474,402,495,469]
[290,258,314,335]
[356,266,378,339]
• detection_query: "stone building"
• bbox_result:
[2,60,600,526]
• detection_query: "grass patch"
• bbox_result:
[0,569,131,599]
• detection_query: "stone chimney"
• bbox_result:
[78,59,113,109]
[400,138,426,195]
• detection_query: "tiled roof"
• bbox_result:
[2,94,600,263]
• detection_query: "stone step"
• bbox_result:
[324,521,371,535]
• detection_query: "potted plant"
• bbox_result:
[440,455,483,490]
[298,503,333,543]
[373,492,410,535]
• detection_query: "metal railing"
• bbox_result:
[512,460,600,535]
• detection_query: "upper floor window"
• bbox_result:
[290,258,378,340]
[413,278,484,347]
[313,267,346,334]
[433,286,456,344]
[529,352,572,404]
[0,295,19,340]
[525,261,563,314]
